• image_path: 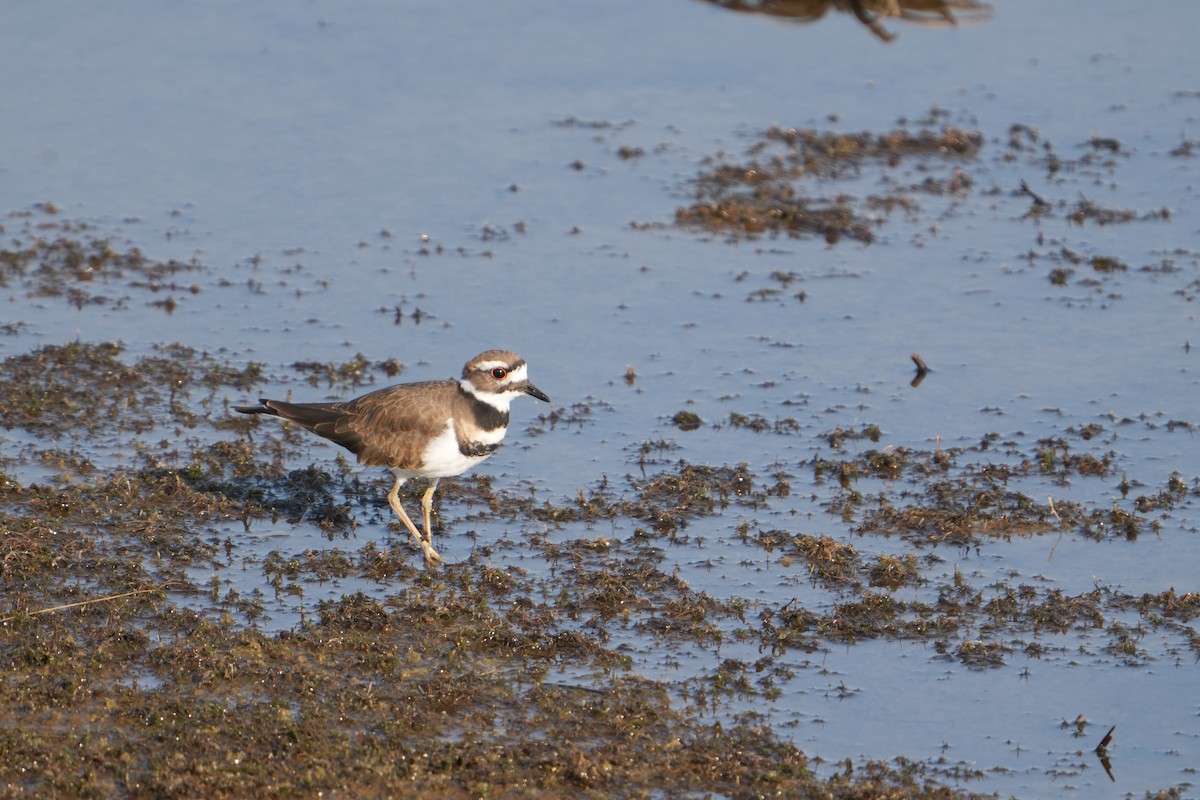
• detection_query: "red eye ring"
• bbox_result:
[490,367,508,380]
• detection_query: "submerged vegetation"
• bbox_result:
[663,111,1195,314]
[2,98,1196,796]
[674,117,982,244]
[0,333,1195,796]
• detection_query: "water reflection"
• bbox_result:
[1095,725,1117,782]
[910,353,931,388]
[699,0,993,41]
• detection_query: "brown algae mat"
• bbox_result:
[1,340,1197,797]
[3,121,1198,797]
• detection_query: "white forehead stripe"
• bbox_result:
[474,358,524,374]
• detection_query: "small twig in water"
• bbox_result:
[1020,179,1050,208]
[1047,496,1065,563]
[1095,724,1115,756]
[0,583,174,623]
[910,353,930,388]
[1095,725,1117,782]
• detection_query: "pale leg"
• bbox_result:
[386,475,442,566]
[420,478,441,550]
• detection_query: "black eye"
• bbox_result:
[490,367,508,380]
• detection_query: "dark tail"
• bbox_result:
[234,399,363,457]
[235,399,343,428]
[235,400,274,415]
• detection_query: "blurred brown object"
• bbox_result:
[699,0,993,42]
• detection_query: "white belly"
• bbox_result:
[392,421,495,480]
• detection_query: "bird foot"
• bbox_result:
[420,542,443,568]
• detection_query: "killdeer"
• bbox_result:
[235,350,550,566]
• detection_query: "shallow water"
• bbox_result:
[3,1,1200,797]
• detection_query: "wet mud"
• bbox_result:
[0,334,1195,797]
[2,107,1197,798]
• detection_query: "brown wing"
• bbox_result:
[248,379,457,469]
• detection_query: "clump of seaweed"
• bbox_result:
[0,341,262,436]
[675,124,982,244]
[0,212,202,310]
[623,461,758,534]
[0,285,1194,800]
